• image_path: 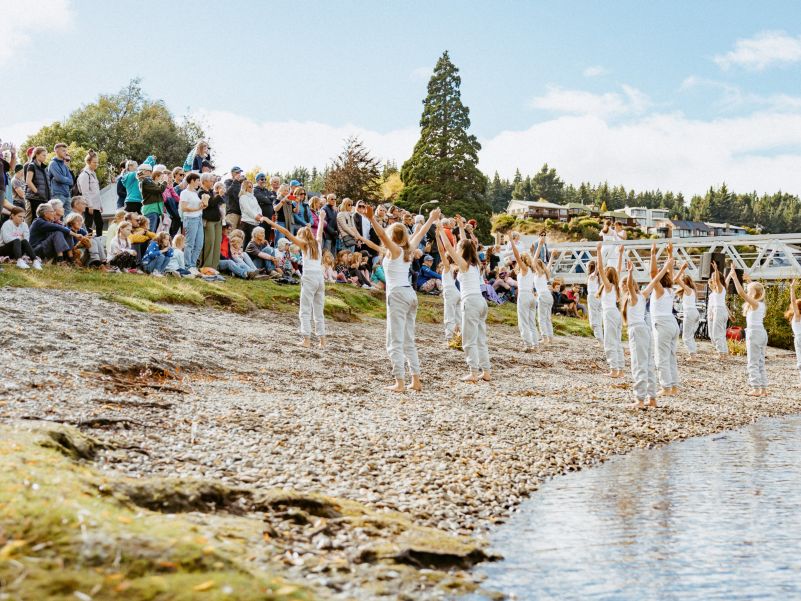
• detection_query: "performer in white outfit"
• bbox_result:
[509,235,539,350]
[729,269,769,396]
[787,279,801,385]
[707,263,729,357]
[434,230,462,341]
[595,241,625,378]
[586,260,604,343]
[675,263,700,355]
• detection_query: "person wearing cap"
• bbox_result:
[47,143,74,214]
[253,173,275,241]
[119,155,156,213]
[223,166,244,229]
[141,164,167,233]
[416,254,442,293]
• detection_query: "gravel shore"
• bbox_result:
[2,286,801,598]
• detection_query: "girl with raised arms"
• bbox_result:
[674,262,700,355]
[532,236,554,345]
[729,269,769,396]
[595,241,625,378]
[263,211,328,349]
[509,233,539,351]
[787,279,801,385]
[649,242,680,395]
[439,216,491,383]
[707,262,729,357]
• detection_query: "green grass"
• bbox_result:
[0,264,593,336]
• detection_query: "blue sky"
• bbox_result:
[2,0,801,195]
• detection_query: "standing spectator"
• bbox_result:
[183,140,210,173]
[322,193,338,254]
[0,206,40,269]
[293,187,312,231]
[48,143,74,214]
[141,165,168,233]
[238,179,262,247]
[253,173,275,241]
[120,156,155,213]
[77,150,104,236]
[29,203,71,262]
[116,160,131,209]
[353,201,375,260]
[272,183,294,243]
[223,166,244,229]
[180,172,206,272]
[336,198,359,252]
[24,147,50,224]
[0,143,17,212]
[308,195,323,237]
[11,164,26,209]
[201,176,225,269]
[164,168,183,237]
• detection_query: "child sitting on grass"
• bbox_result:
[141,231,173,276]
[108,222,138,271]
[105,209,126,255]
[322,251,338,283]
[165,233,191,277]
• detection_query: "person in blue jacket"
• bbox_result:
[141,231,174,275]
[48,143,74,213]
[29,202,72,261]
[119,155,156,213]
[416,254,443,293]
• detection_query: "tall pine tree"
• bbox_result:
[399,51,491,238]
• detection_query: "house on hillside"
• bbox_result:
[651,219,713,238]
[565,203,600,220]
[620,206,670,230]
[601,210,639,227]
[706,222,748,237]
[505,199,569,222]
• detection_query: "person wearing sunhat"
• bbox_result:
[223,166,244,229]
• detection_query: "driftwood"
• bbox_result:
[15,415,143,428]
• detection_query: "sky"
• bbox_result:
[2,0,801,196]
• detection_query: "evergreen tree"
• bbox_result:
[399,51,491,237]
[487,171,512,213]
[324,137,381,201]
[531,163,565,204]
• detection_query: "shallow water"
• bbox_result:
[470,415,801,601]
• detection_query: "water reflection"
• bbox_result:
[471,416,801,600]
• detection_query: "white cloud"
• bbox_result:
[529,84,651,117]
[410,66,432,81]
[197,109,418,176]
[0,119,51,149]
[714,30,801,70]
[582,65,607,78]
[480,111,801,197]
[0,0,73,65]
[680,76,801,112]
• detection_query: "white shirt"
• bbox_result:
[792,317,801,336]
[627,293,646,326]
[383,253,411,294]
[682,289,697,312]
[518,270,535,293]
[587,273,600,295]
[708,288,726,309]
[650,289,674,317]
[533,273,550,295]
[601,287,618,310]
[458,265,482,300]
[302,243,323,276]
[442,268,458,294]
[359,214,371,239]
[1,220,29,244]
[746,301,766,329]
[180,189,202,219]
[239,193,261,226]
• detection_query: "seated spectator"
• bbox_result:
[29,202,72,262]
[141,232,174,276]
[165,233,191,277]
[105,209,127,255]
[230,236,258,274]
[128,214,157,261]
[245,227,281,274]
[322,250,338,283]
[108,222,139,271]
[64,212,106,266]
[348,252,372,288]
[335,250,351,282]
[569,285,587,316]
[417,254,442,293]
[371,261,386,290]
[220,234,257,280]
[0,207,41,269]
[275,238,300,279]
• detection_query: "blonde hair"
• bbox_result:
[112,209,126,224]
[251,226,266,241]
[172,233,186,250]
[65,213,83,228]
[743,282,765,316]
[387,222,412,262]
[156,231,171,248]
[310,196,323,212]
[118,222,132,235]
[297,226,320,261]
[516,252,534,274]
[230,229,245,241]
[339,198,353,212]
[596,267,620,301]
[239,180,254,196]
[322,251,335,268]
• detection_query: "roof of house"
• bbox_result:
[657,219,713,231]
[705,222,747,230]
[565,203,597,211]
[602,210,636,219]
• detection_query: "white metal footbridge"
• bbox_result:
[514,233,801,284]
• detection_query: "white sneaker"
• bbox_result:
[16,258,30,269]
[32,259,43,270]
[152,271,164,277]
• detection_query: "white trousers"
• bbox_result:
[537,292,554,339]
[462,294,490,371]
[628,322,657,401]
[746,327,768,388]
[682,308,700,354]
[653,315,680,388]
[517,291,539,347]
[708,306,729,354]
[602,307,625,370]
[299,272,326,337]
[386,287,420,379]
[443,289,462,339]
[588,294,603,342]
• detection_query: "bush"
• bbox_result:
[728,339,746,356]
[491,213,517,233]
[727,281,793,350]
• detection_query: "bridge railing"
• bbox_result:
[513,233,801,284]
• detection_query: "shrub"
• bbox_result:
[728,338,746,356]
[491,213,517,233]
[727,281,793,350]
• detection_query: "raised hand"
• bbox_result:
[366,205,374,220]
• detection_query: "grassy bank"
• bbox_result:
[0,265,593,336]
[0,423,491,600]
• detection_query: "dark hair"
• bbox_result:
[9,206,24,217]
[185,173,201,185]
[460,239,480,267]
[118,160,127,170]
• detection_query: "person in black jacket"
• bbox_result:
[322,193,338,254]
[116,161,129,209]
[353,201,377,261]
[24,147,50,225]
[223,166,244,228]
[253,173,275,241]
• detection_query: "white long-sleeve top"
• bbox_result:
[109,235,132,259]
[239,193,262,226]
[1,220,30,244]
[77,167,102,210]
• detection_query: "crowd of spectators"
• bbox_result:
[0,139,586,316]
